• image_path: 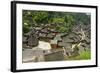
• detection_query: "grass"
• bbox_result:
[64,50,91,60]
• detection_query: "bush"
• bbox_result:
[74,50,91,60]
[64,50,91,60]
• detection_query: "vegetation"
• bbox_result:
[23,10,91,33]
[64,50,91,60]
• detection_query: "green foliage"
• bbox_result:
[71,13,91,25]
[64,50,91,60]
[33,11,49,24]
[74,50,91,60]
[59,27,68,33]
[52,17,65,24]
[23,10,91,33]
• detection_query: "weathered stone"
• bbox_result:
[54,34,62,41]
[35,27,42,31]
[62,37,74,43]
[50,40,57,44]
[72,25,81,32]
[41,28,49,34]
[47,33,54,39]
[62,47,72,56]
[44,51,64,61]
[27,34,39,47]
[39,33,47,38]
[57,41,63,47]
[22,49,37,63]
[72,45,80,56]
[24,31,31,36]
[26,28,39,47]
[50,40,58,48]
[23,36,28,43]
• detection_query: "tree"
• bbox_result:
[22,10,91,34]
